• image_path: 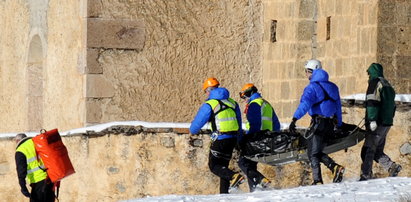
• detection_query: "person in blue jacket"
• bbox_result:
[190,78,244,194]
[289,59,345,185]
[238,83,280,192]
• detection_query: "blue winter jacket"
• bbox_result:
[190,87,242,140]
[293,69,342,127]
[246,93,281,135]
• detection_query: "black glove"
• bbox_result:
[21,187,30,198]
[289,118,297,134]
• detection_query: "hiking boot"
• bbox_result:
[388,163,402,177]
[332,165,345,183]
[229,173,245,188]
[312,180,323,185]
[259,177,271,188]
[359,174,371,181]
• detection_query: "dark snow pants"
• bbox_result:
[307,117,337,182]
[361,126,393,179]
[238,156,264,192]
[208,137,237,194]
[30,179,55,202]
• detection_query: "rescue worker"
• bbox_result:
[238,83,280,192]
[360,63,402,181]
[289,59,345,185]
[15,133,55,202]
[190,78,245,193]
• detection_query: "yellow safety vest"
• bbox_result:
[16,138,48,184]
[206,98,239,132]
[246,98,274,131]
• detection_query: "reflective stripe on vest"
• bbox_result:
[246,98,274,131]
[206,98,239,132]
[16,139,48,184]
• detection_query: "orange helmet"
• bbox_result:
[239,83,258,99]
[202,78,220,91]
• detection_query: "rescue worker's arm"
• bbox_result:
[15,152,30,198]
[272,109,281,132]
[246,102,261,135]
[189,103,212,135]
[293,85,317,120]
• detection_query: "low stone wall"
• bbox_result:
[0,108,409,201]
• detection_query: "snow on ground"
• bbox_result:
[123,177,411,202]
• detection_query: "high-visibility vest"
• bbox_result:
[206,98,239,133]
[246,98,274,131]
[16,138,48,184]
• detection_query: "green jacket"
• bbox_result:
[365,63,396,126]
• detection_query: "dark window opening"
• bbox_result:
[326,16,331,40]
[270,20,277,43]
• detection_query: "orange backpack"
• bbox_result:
[32,129,75,183]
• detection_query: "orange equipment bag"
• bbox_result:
[32,129,75,183]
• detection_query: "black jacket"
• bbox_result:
[15,138,31,197]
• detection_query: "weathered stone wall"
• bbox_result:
[85,0,263,125]
[262,0,379,124]
[0,1,32,132]
[377,0,411,94]
[0,107,409,201]
[0,0,85,132]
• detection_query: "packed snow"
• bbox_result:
[123,177,411,202]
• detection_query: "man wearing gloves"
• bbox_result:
[360,63,402,181]
[289,59,345,185]
[190,78,245,193]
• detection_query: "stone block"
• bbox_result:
[378,1,396,25]
[399,142,411,155]
[281,81,290,100]
[317,17,327,41]
[87,18,145,50]
[0,162,9,175]
[87,0,103,17]
[86,48,103,74]
[396,3,411,25]
[160,136,175,148]
[298,0,315,19]
[86,99,102,123]
[297,20,314,41]
[86,74,115,98]
[398,27,411,55]
[396,56,411,79]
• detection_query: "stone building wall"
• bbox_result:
[261,0,380,125]
[84,0,263,125]
[0,0,85,132]
[377,0,411,93]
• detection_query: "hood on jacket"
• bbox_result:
[367,63,384,80]
[310,68,329,82]
[208,87,230,100]
[310,68,340,101]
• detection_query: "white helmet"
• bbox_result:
[304,59,322,72]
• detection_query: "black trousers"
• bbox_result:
[208,138,237,194]
[238,156,264,192]
[361,126,393,178]
[30,179,55,202]
[307,117,337,182]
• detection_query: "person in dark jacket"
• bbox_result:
[289,60,345,185]
[237,83,280,192]
[190,78,244,194]
[360,63,402,181]
[15,133,55,202]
